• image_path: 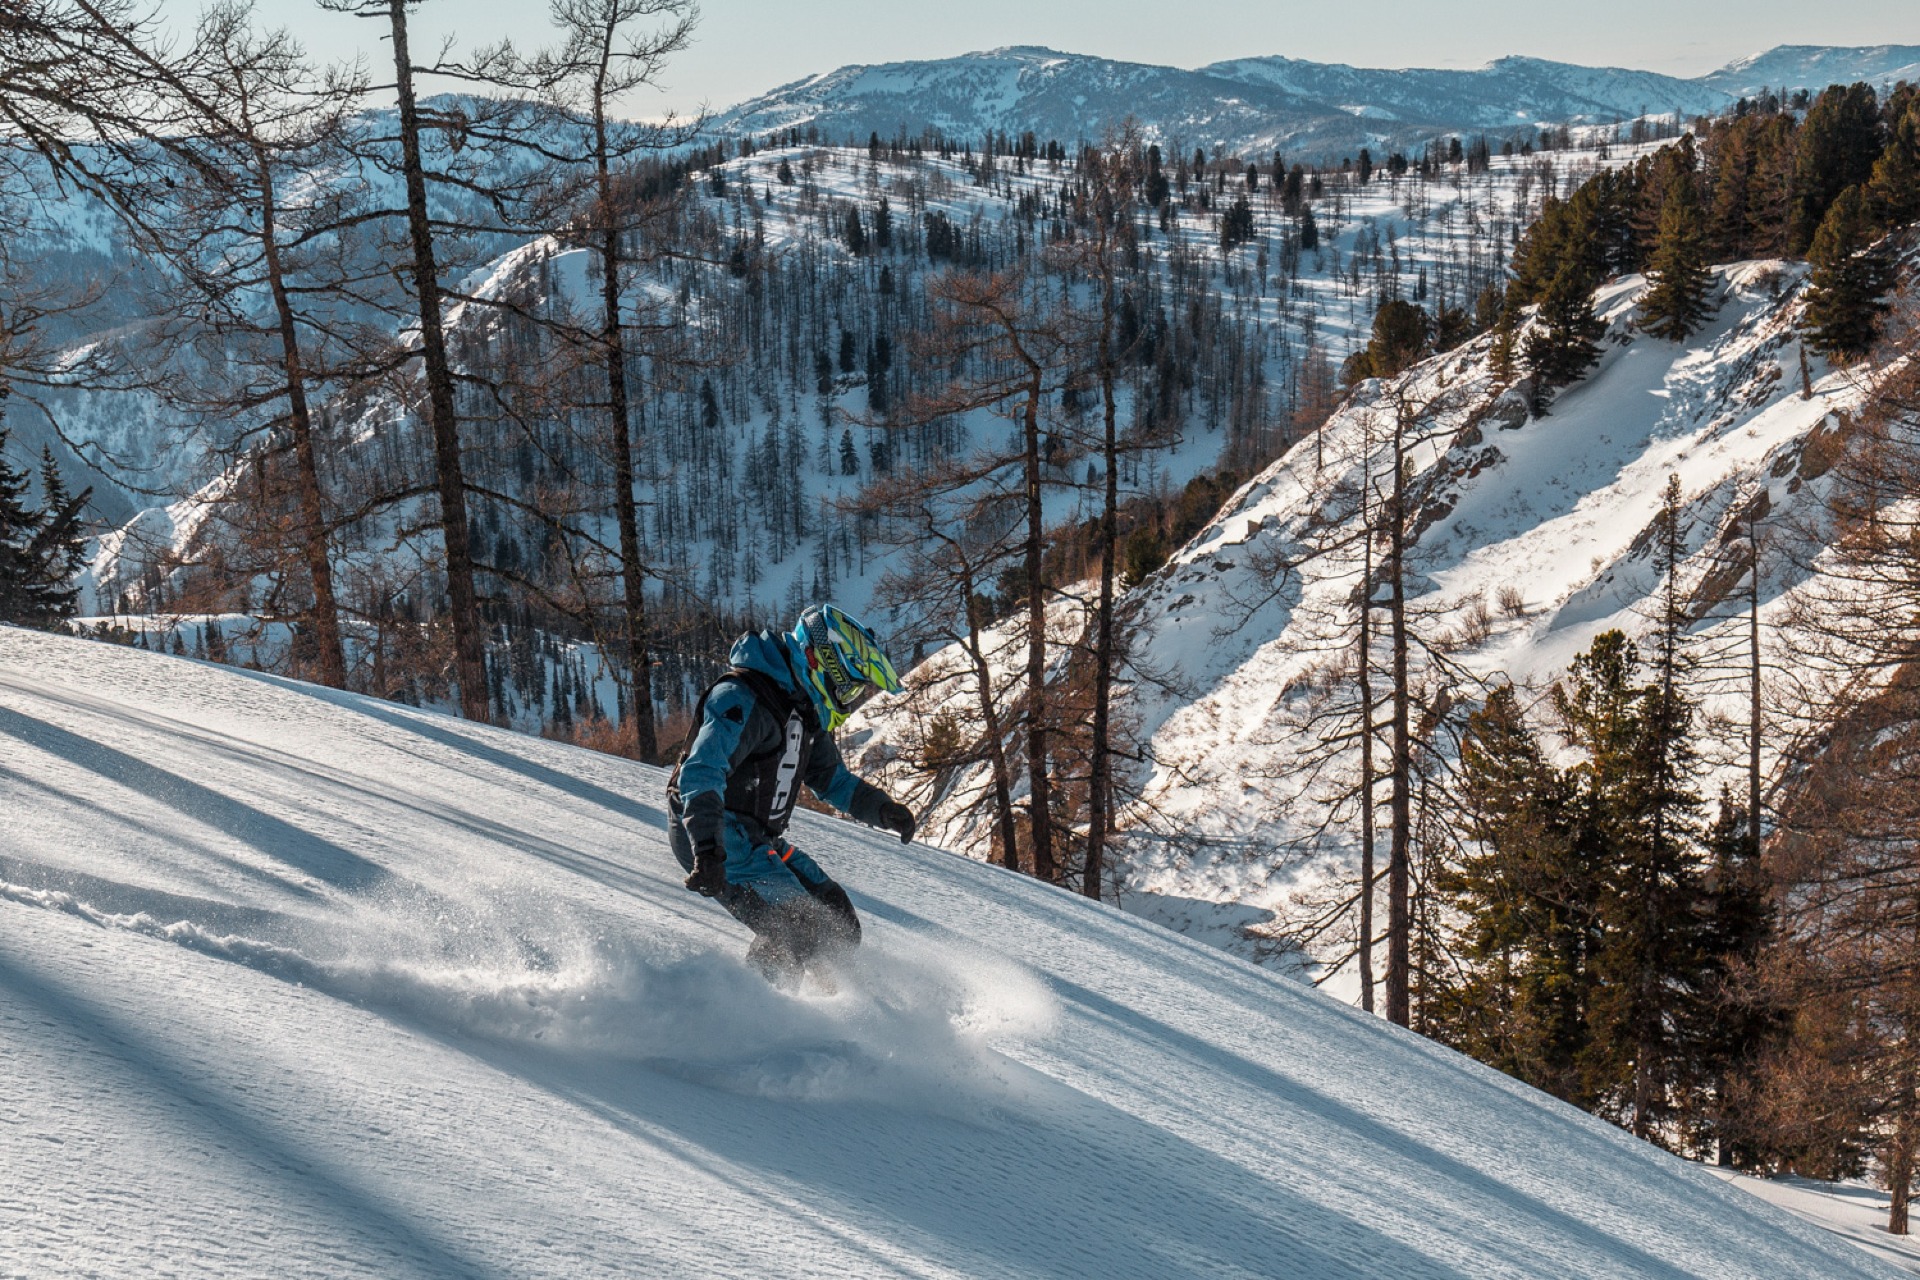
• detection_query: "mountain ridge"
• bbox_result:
[705,43,1920,157]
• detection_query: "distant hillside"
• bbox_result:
[1702,45,1920,98]
[706,43,1920,157]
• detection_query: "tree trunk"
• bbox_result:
[1386,407,1412,1027]
[1897,907,1920,1236]
[1892,1071,1917,1235]
[1083,254,1119,901]
[1358,481,1377,1014]
[387,0,489,723]
[1023,366,1055,883]
[959,564,1022,873]
[1637,490,1685,1138]
[1749,507,1762,853]
[593,100,656,761]
[254,147,345,690]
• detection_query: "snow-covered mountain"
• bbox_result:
[708,47,1361,156]
[854,239,1919,980]
[1200,54,1729,130]
[1702,45,1920,100]
[1106,263,1849,948]
[0,623,1905,1278]
[707,44,1920,157]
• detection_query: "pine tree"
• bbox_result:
[1640,174,1715,341]
[1788,83,1884,255]
[0,416,43,622]
[1802,185,1894,361]
[0,413,90,630]
[1144,145,1169,207]
[1363,300,1430,380]
[1489,292,1523,382]
[1219,196,1254,251]
[1513,191,1608,398]
[1570,483,1716,1143]
[1867,141,1920,229]
[1707,121,1759,259]
[1866,97,1920,228]
[1436,683,1596,1101]
[1523,262,1605,393]
[1440,592,1745,1149]
[32,449,87,623]
[1696,791,1779,1166]
[1554,626,1712,1143]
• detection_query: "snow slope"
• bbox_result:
[1703,1169,1920,1276]
[851,245,1920,981]
[1093,259,1865,943]
[0,624,1901,1278]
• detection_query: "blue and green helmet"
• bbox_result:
[792,604,903,731]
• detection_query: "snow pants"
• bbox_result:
[668,813,862,967]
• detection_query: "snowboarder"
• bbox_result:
[667,604,917,981]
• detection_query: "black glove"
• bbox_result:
[874,798,917,845]
[684,843,728,897]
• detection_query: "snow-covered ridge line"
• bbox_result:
[707,43,1920,159]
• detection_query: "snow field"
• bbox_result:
[0,626,1904,1277]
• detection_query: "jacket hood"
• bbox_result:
[729,628,827,726]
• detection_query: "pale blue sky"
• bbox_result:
[165,0,1920,118]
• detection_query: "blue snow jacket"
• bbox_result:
[671,629,888,896]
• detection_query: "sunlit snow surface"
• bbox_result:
[0,628,1902,1277]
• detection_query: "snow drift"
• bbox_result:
[0,626,1901,1277]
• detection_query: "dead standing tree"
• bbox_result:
[1770,314,1920,1233]
[316,0,525,721]
[1047,128,1143,900]
[133,3,379,688]
[865,464,1026,871]
[1229,372,1482,1021]
[517,0,700,760]
[915,269,1071,883]
[0,2,219,223]
[0,1,239,488]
